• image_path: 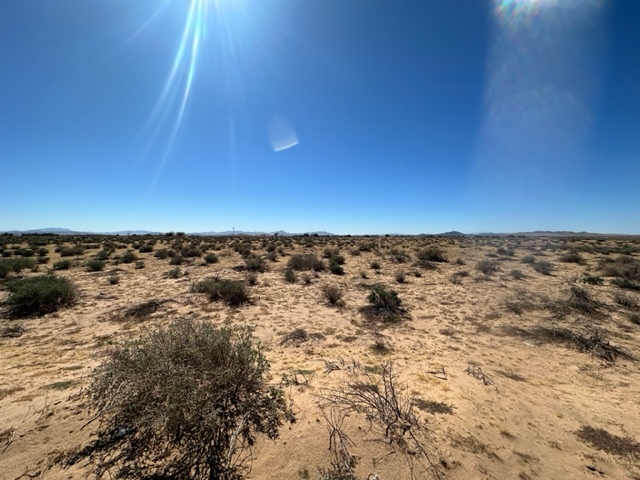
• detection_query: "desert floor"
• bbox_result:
[1,234,640,480]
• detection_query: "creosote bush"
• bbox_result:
[6,275,77,317]
[287,254,325,272]
[81,319,293,479]
[192,277,250,307]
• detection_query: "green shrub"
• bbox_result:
[284,268,297,283]
[53,259,72,270]
[82,319,292,479]
[121,250,137,264]
[367,285,402,316]
[582,275,603,285]
[0,258,37,278]
[204,253,219,264]
[287,254,325,272]
[192,278,249,307]
[6,275,77,317]
[328,259,344,275]
[86,259,106,272]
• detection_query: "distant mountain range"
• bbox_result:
[0,228,335,237]
[1,228,636,237]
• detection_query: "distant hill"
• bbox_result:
[1,228,334,237]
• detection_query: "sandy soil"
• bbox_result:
[1,235,640,479]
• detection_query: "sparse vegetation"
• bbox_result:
[192,277,250,306]
[80,319,293,479]
[6,275,77,317]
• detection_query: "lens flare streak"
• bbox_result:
[143,0,209,181]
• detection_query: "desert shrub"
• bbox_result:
[415,246,447,266]
[108,274,120,285]
[287,254,325,272]
[192,278,249,307]
[532,260,553,275]
[165,267,182,279]
[0,258,37,278]
[364,285,404,323]
[53,259,72,270]
[169,255,184,265]
[245,272,258,285]
[389,248,410,263]
[121,250,137,264]
[204,253,219,264]
[180,246,201,258]
[511,269,525,280]
[86,259,105,272]
[629,313,640,325]
[59,245,85,257]
[301,273,312,284]
[322,285,344,306]
[322,248,340,259]
[82,319,292,480]
[284,268,297,283]
[599,255,640,280]
[476,259,498,275]
[568,286,601,313]
[582,275,604,285]
[134,260,145,269]
[614,291,638,308]
[521,255,536,264]
[138,244,153,253]
[266,251,278,262]
[395,271,406,283]
[154,249,170,259]
[328,259,344,275]
[611,278,640,291]
[244,255,267,272]
[370,261,381,270]
[559,252,584,264]
[6,275,76,317]
[37,256,50,265]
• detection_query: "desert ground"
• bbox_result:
[1,233,640,479]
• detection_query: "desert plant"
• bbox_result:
[416,246,447,266]
[0,258,37,278]
[287,254,325,272]
[192,277,249,307]
[53,259,72,270]
[532,260,553,275]
[134,260,145,269]
[582,275,604,285]
[394,271,406,283]
[121,250,137,264]
[6,275,76,317]
[81,320,292,479]
[322,285,344,306]
[204,252,219,264]
[108,274,120,285]
[521,255,536,264]
[244,255,267,272]
[86,259,105,272]
[284,268,297,284]
[476,259,498,275]
[370,261,381,270]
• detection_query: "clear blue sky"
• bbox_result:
[1,0,638,234]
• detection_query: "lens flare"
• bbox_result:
[143,0,209,175]
[473,0,607,197]
[268,116,299,152]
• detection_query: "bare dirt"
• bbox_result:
[1,235,640,479]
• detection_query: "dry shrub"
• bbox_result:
[75,319,293,479]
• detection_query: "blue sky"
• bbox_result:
[1,0,638,234]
